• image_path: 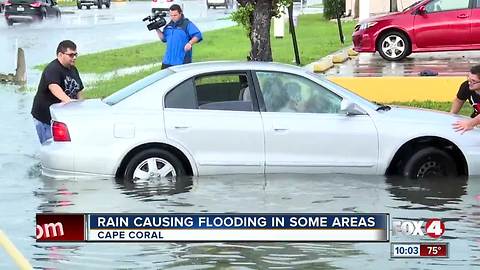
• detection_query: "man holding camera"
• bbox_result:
[156,4,203,69]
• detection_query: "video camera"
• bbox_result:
[142,12,167,31]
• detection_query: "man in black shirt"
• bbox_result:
[31,40,84,144]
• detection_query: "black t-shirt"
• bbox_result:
[456,80,480,118]
[31,59,83,124]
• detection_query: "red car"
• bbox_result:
[353,0,478,61]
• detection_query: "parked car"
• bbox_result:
[76,0,110,9]
[40,61,479,181]
[353,0,480,61]
[4,0,60,26]
[151,0,182,14]
[206,0,227,9]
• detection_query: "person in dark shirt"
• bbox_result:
[155,4,202,69]
[451,65,480,133]
[31,40,84,144]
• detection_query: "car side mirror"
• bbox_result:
[417,5,426,14]
[340,99,366,116]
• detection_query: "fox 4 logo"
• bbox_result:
[392,218,445,238]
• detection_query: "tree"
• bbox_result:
[324,0,346,44]
[232,0,292,62]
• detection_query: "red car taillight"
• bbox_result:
[52,121,71,142]
[152,0,157,2]
[30,1,42,7]
[5,0,12,6]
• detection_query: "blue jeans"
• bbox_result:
[34,118,51,144]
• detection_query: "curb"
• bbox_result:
[304,46,357,74]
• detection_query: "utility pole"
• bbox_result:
[288,4,300,65]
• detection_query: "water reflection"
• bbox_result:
[10,173,480,269]
[115,176,194,201]
[386,176,468,208]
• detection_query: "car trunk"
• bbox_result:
[6,0,40,16]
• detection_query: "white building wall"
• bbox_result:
[345,0,419,19]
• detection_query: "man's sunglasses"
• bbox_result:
[63,52,78,58]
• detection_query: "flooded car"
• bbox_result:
[39,61,480,180]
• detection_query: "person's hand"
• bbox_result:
[184,42,192,51]
[452,119,475,134]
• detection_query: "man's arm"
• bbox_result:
[48,84,72,103]
[156,29,165,42]
[453,115,480,134]
[184,36,200,51]
[450,97,465,114]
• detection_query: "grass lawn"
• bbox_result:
[393,101,471,117]
[39,14,356,74]
[50,12,469,116]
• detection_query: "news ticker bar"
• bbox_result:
[36,213,389,242]
[391,243,449,258]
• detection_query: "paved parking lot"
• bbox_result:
[326,50,480,77]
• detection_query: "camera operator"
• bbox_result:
[156,4,203,69]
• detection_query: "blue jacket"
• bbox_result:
[161,16,203,65]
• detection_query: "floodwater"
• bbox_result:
[1,1,479,268]
[0,84,479,269]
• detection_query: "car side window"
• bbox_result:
[193,73,254,112]
[165,79,197,109]
[256,71,342,114]
[425,0,469,13]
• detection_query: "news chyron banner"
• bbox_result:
[36,213,389,242]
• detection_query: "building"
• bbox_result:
[345,0,418,19]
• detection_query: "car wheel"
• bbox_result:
[105,0,110,8]
[403,147,457,179]
[7,19,13,26]
[77,2,82,9]
[124,149,186,181]
[377,31,410,61]
[97,1,102,9]
[86,5,90,9]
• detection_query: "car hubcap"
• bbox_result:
[381,35,405,59]
[133,158,176,180]
[416,160,443,178]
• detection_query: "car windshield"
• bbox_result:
[102,68,175,105]
[308,71,379,111]
[402,0,422,12]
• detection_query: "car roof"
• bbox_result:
[169,61,307,75]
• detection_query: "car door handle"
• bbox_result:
[457,14,469,18]
[273,128,289,132]
[174,126,190,129]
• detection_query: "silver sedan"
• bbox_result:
[40,61,480,180]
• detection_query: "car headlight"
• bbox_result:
[359,21,378,30]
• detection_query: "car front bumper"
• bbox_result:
[352,30,376,52]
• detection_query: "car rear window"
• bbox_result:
[102,69,175,106]
[11,0,37,3]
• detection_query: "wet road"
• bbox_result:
[0,1,236,84]
[326,50,480,77]
[0,83,479,269]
